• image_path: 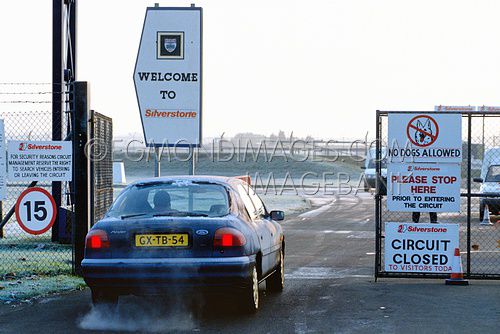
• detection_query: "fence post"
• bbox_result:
[374,110,381,281]
[51,0,63,242]
[466,112,472,278]
[71,81,90,275]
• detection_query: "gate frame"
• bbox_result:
[375,110,500,280]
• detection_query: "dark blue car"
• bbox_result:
[82,176,285,312]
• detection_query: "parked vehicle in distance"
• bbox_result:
[82,176,285,313]
[361,147,387,193]
[474,148,500,220]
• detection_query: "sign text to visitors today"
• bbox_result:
[387,163,461,212]
[385,222,459,273]
[8,141,72,181]
[134,7,202,147]
[387,113,462,163]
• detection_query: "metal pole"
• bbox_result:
[51,0,63,242]
[374,110,381,281]
[72,81,89,276]
[154,147,160,177]
[466,112,472,277]
[189,146,196,175]
[482,114,485,157]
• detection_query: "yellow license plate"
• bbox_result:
[135,234,189,247]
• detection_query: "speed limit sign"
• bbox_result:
[15,187,57,235]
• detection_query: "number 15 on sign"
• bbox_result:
[15,187,57,235]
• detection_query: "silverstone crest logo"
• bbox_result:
[157,32,184,59]
[164,38,177,52]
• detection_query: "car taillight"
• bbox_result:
[85,229,110,249]
[214,228,246,247]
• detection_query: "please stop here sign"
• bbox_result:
[15,187,57,235]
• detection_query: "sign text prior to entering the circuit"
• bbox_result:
[387,163,461,212]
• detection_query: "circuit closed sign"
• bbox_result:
[385,222,459,273]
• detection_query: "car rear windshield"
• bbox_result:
[106,181,230,219]
[485,165,500,182]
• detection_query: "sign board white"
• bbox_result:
[8,141,72,181]
[387,163,461,212]
[384,222,459,273]
[434,105,475,112]
[15,187,56,235]
[477,106,500,112]
[134,7,202,147]
[0,120,6,200]
[388,113,462,163]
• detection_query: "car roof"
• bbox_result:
[128,175,239,187]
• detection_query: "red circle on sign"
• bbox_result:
[406,115,439,147]
[15,187,57,235]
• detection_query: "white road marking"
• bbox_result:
[286,267,371,280]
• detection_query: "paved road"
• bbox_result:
[1,194,499,333]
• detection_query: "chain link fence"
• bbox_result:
[0,84,72,280]
[375,111,500,279]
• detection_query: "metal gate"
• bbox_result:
[375,110,500,280]
[89,111,113,225]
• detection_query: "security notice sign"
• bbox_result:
[134,6,202,147]
[387,163,461,212]
[384,222,459,273]
[387,113,462,163]
[8,141,72,181]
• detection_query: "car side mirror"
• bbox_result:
[270,210,285,221]
[473,177,483,183]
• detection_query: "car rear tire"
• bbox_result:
[91,289,118,307]
[266,248,284,293]
[240,266,259,313]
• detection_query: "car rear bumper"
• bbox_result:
[82,256,255,292]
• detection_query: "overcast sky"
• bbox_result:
[1,0,500,139]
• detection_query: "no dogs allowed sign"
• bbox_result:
[388,113,462,163]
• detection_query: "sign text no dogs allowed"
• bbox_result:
[388,113,462,163]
